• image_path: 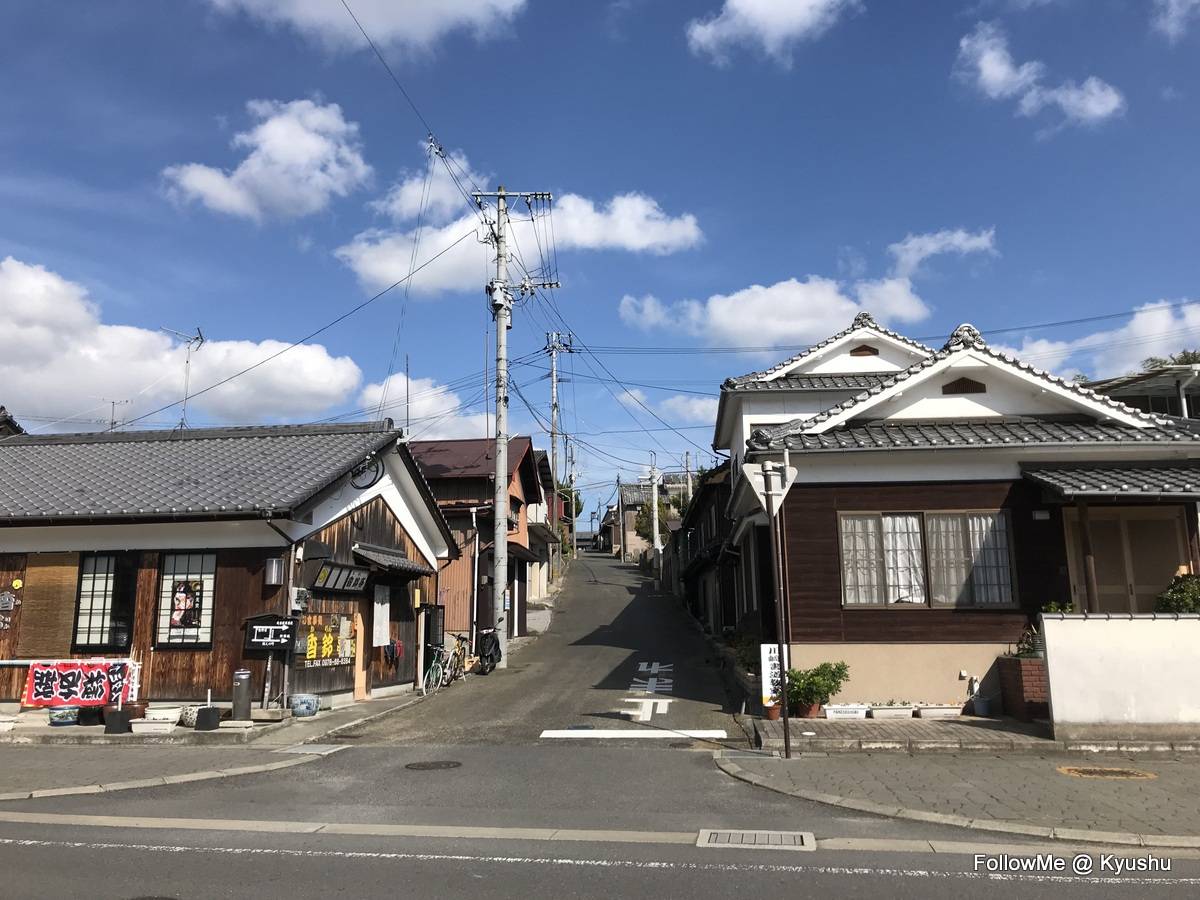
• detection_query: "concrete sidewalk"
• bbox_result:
[716,749,1200,848]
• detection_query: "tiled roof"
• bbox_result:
[619,483,654,506]
[0,405,23,437]
[725,312,933,386]
[0,422,399,522]
[722,372,892,393]
[1023,463,1200,498]
[747,416,1200,453]
[352,542,435,577]
[752,323,1167,445]
[408,436,532,479]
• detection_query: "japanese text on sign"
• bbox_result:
[22,660,136,707]
[760,644,790,708]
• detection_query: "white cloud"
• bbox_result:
[371,148,488,225]
[0,256,361,425]
[956,22,1043,100]
[687,0,861,65]
[620,226,995,347]
[994,301,1200,378]
[1018,78,1127,125]
[206,0,528,52]
[1152,0,1200,42]
[660,394,719,425]
[956,23,1125,129]
[163,98,371,222]
[358,372,489,439]
[340,150,702,294]
[888,227,997,279]
[618,387,650,410]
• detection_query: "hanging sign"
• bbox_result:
[373,586,391,648]
[311,564,370,593]
[243,614,299,653]
[22,660,135,708]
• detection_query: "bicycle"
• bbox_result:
[421,644,448,696]
[443,633,472,685]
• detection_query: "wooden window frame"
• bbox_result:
[154,551,217,650]
[71,552,136,653]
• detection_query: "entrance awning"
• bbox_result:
[352,542,435,577]
[481,541,539,563]
[1023,463,1200,499]
[527,522,561,545]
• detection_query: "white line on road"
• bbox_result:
[1,837,1197,885]
[539,729,727,740]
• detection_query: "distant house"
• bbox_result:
[713,312,1200,703]
[1086,365,1200,419]
[408,437,543,643]
[614,482,653,562]
[0,422,456,705]
[674,463,734,633]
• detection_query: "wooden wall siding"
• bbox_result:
[312,495,436,571]
[291,594,360,696]
[0,554,27,698]
[429,477,491,505]
[782,481,1063,645]
[368,583,417,687]
[15,552,80,659]
[437,518,477,633]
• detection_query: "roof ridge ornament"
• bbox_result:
[944,322,986,351]
[852,311,877,328]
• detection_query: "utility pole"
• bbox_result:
[648,451,661,580]
[473,186,557,670]
[616,474,624,561]
[545,331,573,579]
[684,450,693,504]
[568,437,578,559]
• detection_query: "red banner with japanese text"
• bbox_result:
[21,661,135,707]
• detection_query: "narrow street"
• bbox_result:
[2,552,1198,897]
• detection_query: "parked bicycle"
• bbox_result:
[443,633,472,685]
[421,644,449,696]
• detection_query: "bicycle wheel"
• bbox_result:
[422,660,443,696]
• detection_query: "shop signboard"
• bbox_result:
[22,660,135,708]
[243,614,299,653]
[293,613,355,668]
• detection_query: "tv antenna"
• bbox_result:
[94,397,131,432]
[161,327,205,429]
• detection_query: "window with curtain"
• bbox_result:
[73,553,136,650]
[926,511,1014,606]
[156,552,216,646]
[840,514,927,605]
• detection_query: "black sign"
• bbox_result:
[243,614,299,653]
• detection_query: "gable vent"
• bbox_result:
[943,377,987,395]
[849,344,879,357]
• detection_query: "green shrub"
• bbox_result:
[785,662,850,707]
[732,633,759,673]
[1155,574,1200,613]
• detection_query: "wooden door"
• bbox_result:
[1065,507,1190,613]
[1125,512,1189,612]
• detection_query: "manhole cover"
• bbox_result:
[405,760,462,771]
[697,829,814,851]
[1057,766,1157,780]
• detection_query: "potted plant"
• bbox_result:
[785,662,850,718]
[915,700,964,718]
[869,699,915,719]
[824,702,870,719]
[763,697,782,721]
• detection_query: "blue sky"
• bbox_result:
[2,1,1199,517]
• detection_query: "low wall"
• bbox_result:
[1043,614,1200,740]
[788,643,1007,705]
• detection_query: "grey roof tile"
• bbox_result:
[619,483,654,506]
[722,372,892,393]
[0,422,398,522]
[1023,462,1200,498]
[747,416,1200,453]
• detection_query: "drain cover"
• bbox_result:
[1057,766,1156,780]
[405,760,462,771]
[697,829,814,851]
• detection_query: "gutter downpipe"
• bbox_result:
[470,506,480,654]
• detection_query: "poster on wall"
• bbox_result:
[293,613,355,668]
[373,585,390,647]
[169,580,203,629]
[22,660,136,707]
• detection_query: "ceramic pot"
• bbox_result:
[105,701,147,722]
[47,706,80,727]
[764,704,781,721]
[103,708,131,734]
[289,694,320,718]
[790,702,822,719]
[194,707,222,731]
[77,706,103,727]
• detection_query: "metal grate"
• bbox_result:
[697,829,815,851]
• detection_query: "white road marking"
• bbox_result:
[620,697,673,722]
[629,676,673,694]
[539,729,726,740]
[1,837,1197,885]
[637,662,673,675]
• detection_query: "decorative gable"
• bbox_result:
[942,377,986,395]
[849,344,880,357]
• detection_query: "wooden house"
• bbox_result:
[0,422,456,706]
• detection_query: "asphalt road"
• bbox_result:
[2,551,1197,898]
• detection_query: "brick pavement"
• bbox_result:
[755,715,1059,752]
[718,750,1200,844]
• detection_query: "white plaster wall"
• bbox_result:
[879,365,1081,420]
[0,519,287,553]
[1043,615,1200,736]
[801,342,922,374]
